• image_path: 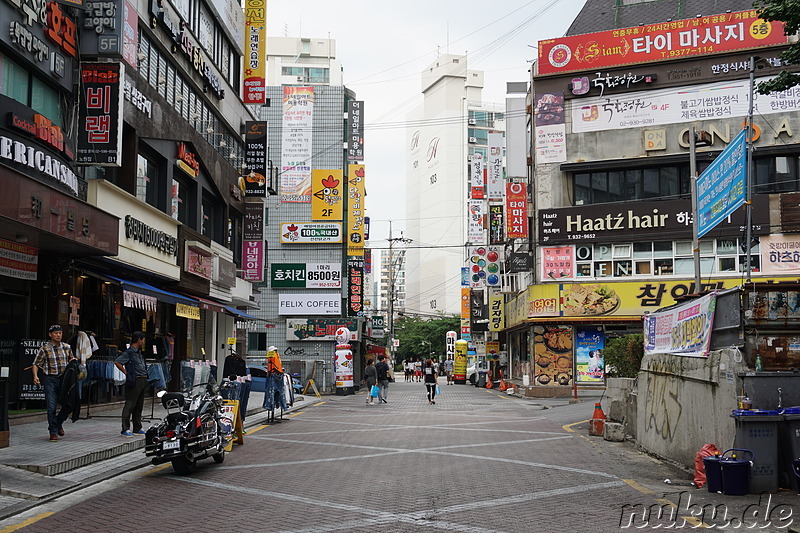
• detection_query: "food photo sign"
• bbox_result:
[532,325,573,387]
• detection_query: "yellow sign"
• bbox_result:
[526,277,799,319]
[176,303,200,320]
[221,399,244,451]
[489,292,504,331]
[243,0,266,104]
[346,164,365,256]
[311,169,343,221]
[227,337,236,345]
[454,339,468,382]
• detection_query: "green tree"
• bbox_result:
[392,314,460,362]
[602,334,644,378]
[755,0,800,94]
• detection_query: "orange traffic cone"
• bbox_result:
[498,369,508,391]
[589,402,605,436]
[485,370,493,389]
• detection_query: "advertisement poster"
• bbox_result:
[347,257,364,316]
[243,0,266,104]
[761,234,800,275]
[244,122,268,197]
[506,183,528,239]
[468,199,484,244]
[271,263,341,288]
[280,86,314,202]
[538,10,787,75]
[311,169,343,220]
[347,100,364,161]
[486,133,504,200]
[347,165,366,256]
[697,129,747,238]
[77,62,123,166]
[576,327,604,382]
[471,153,484,199]
[19,339,46,400]
[286,319,360,341]
[533,325,573,386]
[541,246,574,281]
[644,292,717,357]
[280,223,342,244]
[0,239,38,280]
[467,246,501,288]
[241,240,264,281]
[489,205,504,245]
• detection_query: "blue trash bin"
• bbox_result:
[702,454,723,493]
[720,448,753,496]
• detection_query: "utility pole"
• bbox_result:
[386,221,411,363]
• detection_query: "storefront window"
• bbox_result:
[136,154,157,206]
[31,79,61,127]
[1,55,30,104]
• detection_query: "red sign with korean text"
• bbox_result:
[505,182,528,239]
[538,10,787,75]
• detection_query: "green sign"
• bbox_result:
[371,315,385,328]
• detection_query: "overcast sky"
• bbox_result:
[267,0,587,248]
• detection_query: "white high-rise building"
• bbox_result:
[405,55,504,315]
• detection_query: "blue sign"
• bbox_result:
[461,267,469,287]
[697,128,747,238]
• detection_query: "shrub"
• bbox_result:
[603,334,644,378]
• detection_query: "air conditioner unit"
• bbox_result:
[468,137,477,143]
[468,118,476,125]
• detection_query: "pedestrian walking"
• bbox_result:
[404,359,412,382]
[114,332,148,437]
[364,359,377,405]
[444,356,454,385]
[414,359,422,382]
[375,354,390,403]
[31,324,76,441]
[423,359,438,404]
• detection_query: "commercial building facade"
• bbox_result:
[507,0,800,393]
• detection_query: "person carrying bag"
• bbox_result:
[364,359,378,406]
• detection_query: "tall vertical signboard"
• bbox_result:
[244,121,267,197]
[347,101,364,161]
[77,62,123,166]
[470,153,484,199]
[487,132,504,200]
[347,257,364,317]
[347,165,366,256]
[242,202,265,281]
[280,86,315,202]
[243,0,266,104]
[506,182,528,239]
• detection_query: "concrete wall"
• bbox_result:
[636,348,745,468]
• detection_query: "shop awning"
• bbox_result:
[225,305,262,321]
[110,276,199,307]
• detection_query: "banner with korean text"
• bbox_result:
[470,154,484,199]
[538,10,787,75]
[280,86,314,202]
[489,291,504,332]
[468,200,484,244]
[644,292,717,357]
[347,164,366,256]
[506,182,528,239]
[77,62,123,166]
[243,0,266,104]
[697,128,747,238]
[487,133,504,200]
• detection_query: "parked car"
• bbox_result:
[247,366,303,394]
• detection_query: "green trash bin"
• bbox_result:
[732,409,781,493]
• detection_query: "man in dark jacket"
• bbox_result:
[375,354,390,404]
[114,332,147,437]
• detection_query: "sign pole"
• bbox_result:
[690,126,701,293]
[745,56,756,283]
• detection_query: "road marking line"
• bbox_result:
[562,420,586,433]
[143,463,172,475]
[286,411,303,418]
[0,512,54,532]
[247,424,269,435]
[313,401,326,407]
[623,479,656,495]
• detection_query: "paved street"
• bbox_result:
[1,381,798,532]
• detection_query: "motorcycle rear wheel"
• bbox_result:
[171,455,196,475]
[213,450,225,463]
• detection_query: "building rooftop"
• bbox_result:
[567,0,758,35]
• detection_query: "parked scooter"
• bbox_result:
[144,376,233,475]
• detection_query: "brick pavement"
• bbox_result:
[0,381,798,532]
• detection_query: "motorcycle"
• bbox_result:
[144,377,233,475]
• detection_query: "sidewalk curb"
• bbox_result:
[0,396,322,522]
